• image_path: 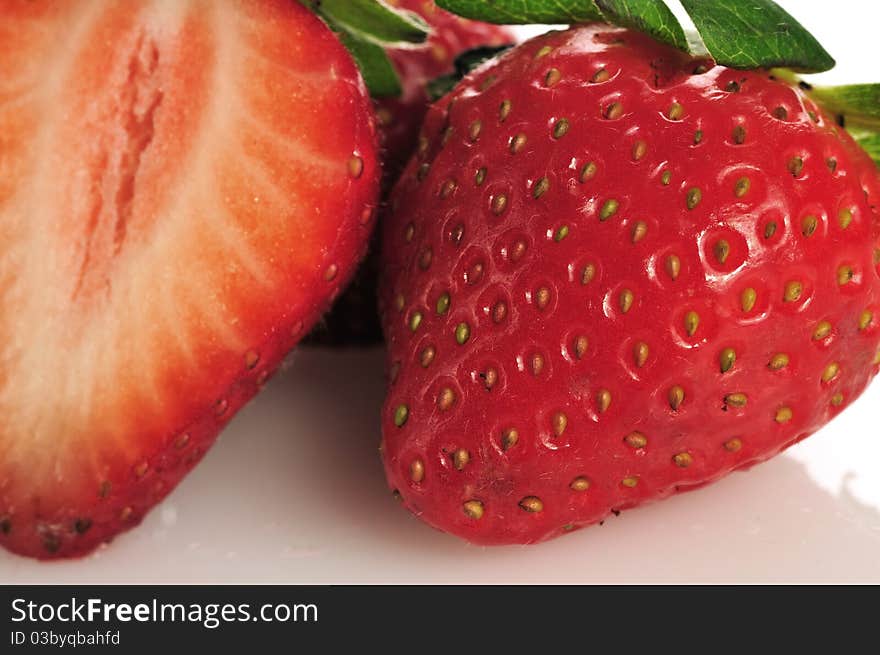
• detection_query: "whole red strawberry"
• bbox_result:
[307,0,513,346]
[379,24,880,545]
[0,0,378,559]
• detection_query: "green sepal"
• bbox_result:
[300,0,430,98]
[805,83,880,167]
[302,0,434,98]
[679,0,834,72]
[808,84,880,129]
[846,128,880,167]
[435,0,604,24]
[303,0,429,47]
[337,31,402,98]
[595,0,688,52]
[427,45,514,102]
[438,0,835,74]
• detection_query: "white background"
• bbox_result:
[3,0,879,583]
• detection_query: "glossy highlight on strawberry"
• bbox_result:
[379,25,880,545]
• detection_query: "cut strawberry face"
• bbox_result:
[0,0,379,559]
[379,25,880,546]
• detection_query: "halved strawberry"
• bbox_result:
[0,0,379,559]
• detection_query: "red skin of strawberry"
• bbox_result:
[380,24,880,545]
[0,0,378,559]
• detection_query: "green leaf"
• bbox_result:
[426,74,459,102]
[768,75,880,167]
[679,0,834,72]
[303,0,429,47]
[808,84,880,130]
[847,128,880,167]
[435,0,604,24]
[303,0,425,98]
[337,32,402,97]
[427,45,514,101]
[437,0,833,74]
[596,0,688,52]
[785,82,880,167]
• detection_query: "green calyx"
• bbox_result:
[427,44,515,101]
[807,84,880,131]
[790,80,880,166]
[432,2,877,165]
[311,0,430,47]
[846,128,880,167]
[301,0,431,97]
[771,70,880,166]
[310,0,836,94]
[303,0,833,95]
[437,0,835,73]
[304,0,877,169]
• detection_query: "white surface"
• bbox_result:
[1,348,879,584]
[3,0,880,584]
